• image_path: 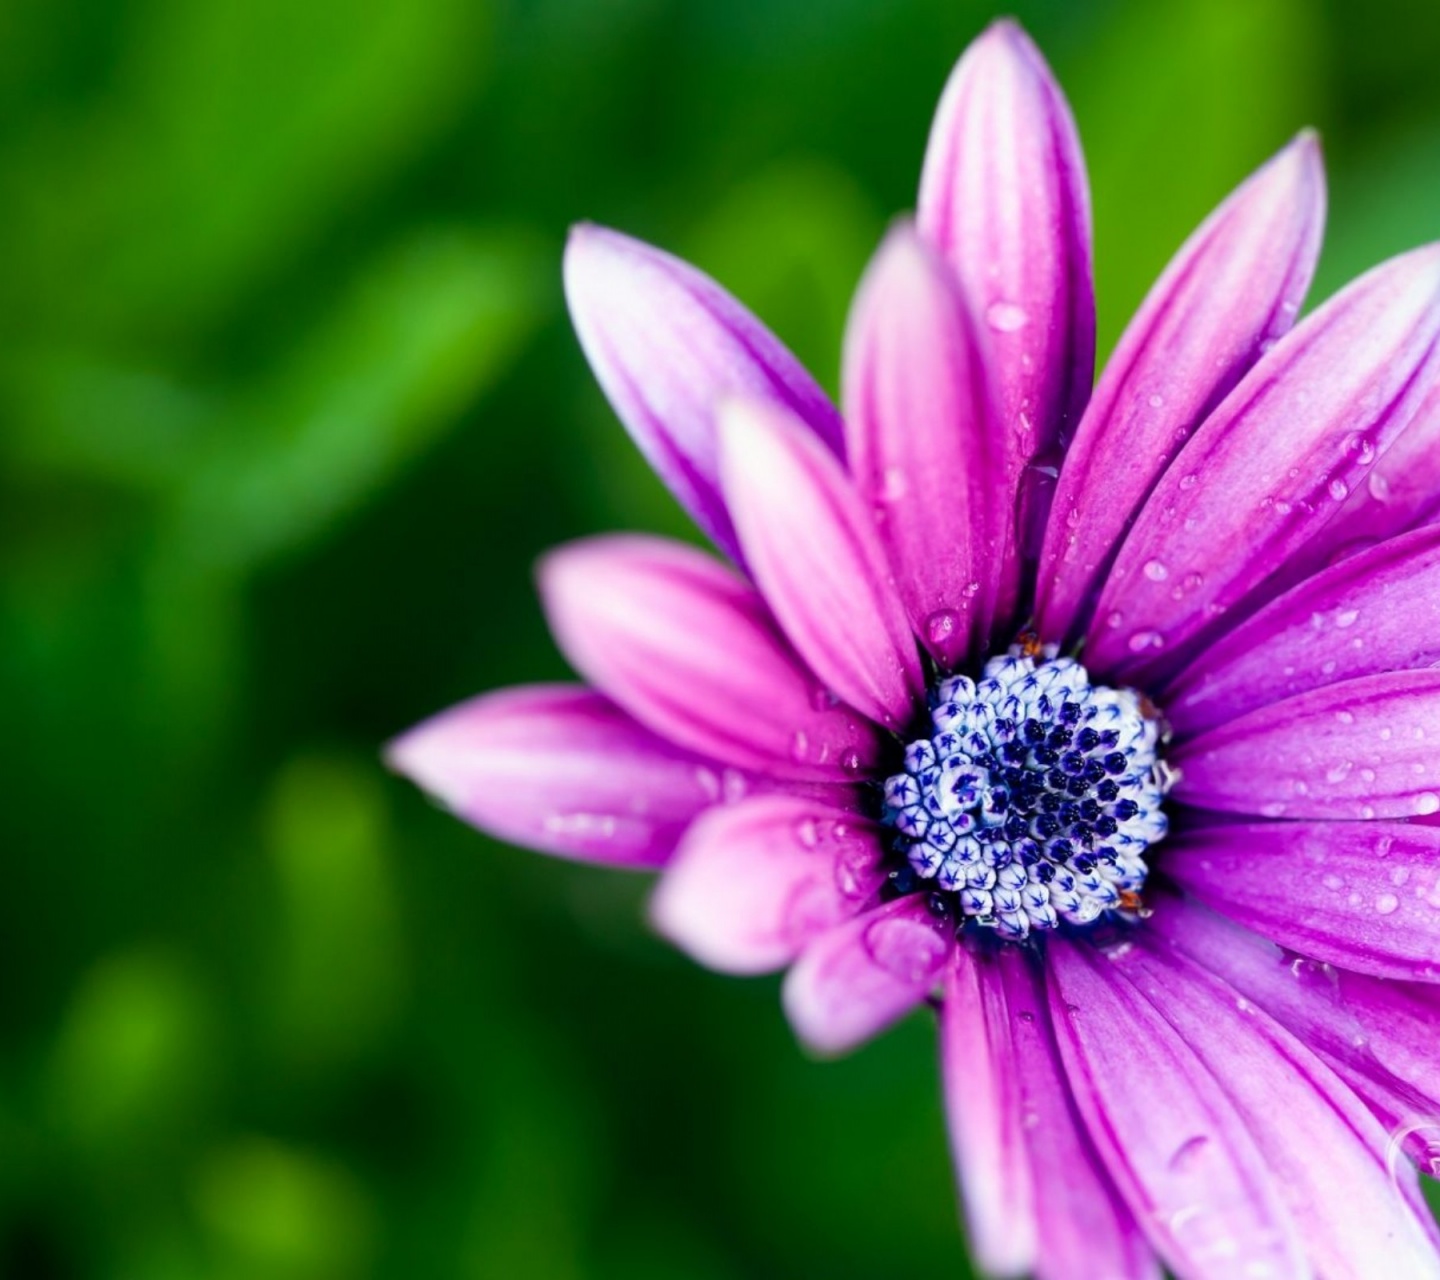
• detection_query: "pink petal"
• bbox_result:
[842,224,1006,665]
[386,685,735,868]
[942,947,1157,1280]
[1166,525,1440,737]
[1036,135,1325,641]
[564,224,844,565]
[1151,894,1440,1177]
[1086,244,1440,687]
[918,19,1094,595]
[940,947,1037,1277]
[649,796,884,975]
[1162,821,1440,982]
[1046,939,1306,1279]
[782,896,951,1056]
[718,396,925,730]
[1115,933,1440,1280]
[1173,670,1440,820]
[539,534,884,782]
[1282,377,1440,584]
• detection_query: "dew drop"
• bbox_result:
[925,609,959,645]
[1414,792,1440,816]
[695,768,722,801]
[1375,893,1400,916]
[840,749,863,775]
[1143,559,1170,582]
[795,816,820,848]
[880,466,909,502]
[1334,608,1360,628]
[1391,866,1411,887]
[1178,473,1199,490]
[789,730,810,763]
[1368,471,1392,502]
[1148,393,1165,409]
[1128,629,1165,653]
[1327,477,1350,501]
[985,300,1030,332]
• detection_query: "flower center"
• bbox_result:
[879,647,1173,941]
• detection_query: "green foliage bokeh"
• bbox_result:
[3,0,1439,1275]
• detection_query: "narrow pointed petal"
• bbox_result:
[1037,135,1325,640]
[782,896,951,1056]
[1116,936,1440,1280]
[1166,526,1440,736]
[649,796,884,975]
[564,224,844,564]
[386,686,728,868]
[1162,821,1440,981]
[1151,895,1440,1175]
[539,535,884,781]
[1086,244,1440,686]
[842,224,1005,664]
[941,948,1037,1277]
[718,397,925,730]
[1173,670,1440,820]
[918,21,1094,587]
[1046,939,1306,1279]
[1284,377,1440,583]
[942,948,1157,1280]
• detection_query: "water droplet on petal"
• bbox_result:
[1328,478,1350,501]
[985,300,1029,332]
[925,609,959,646]
[790,730,810,763]
[1375,893,1400,916]
[794,816,820,848]
[1128,629,1165,653]
[1143,559,1169,582]
[1414,792,1440,816]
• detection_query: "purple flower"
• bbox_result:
[389,20,1440,1280]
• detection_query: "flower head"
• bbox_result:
[390,20,1440,1279]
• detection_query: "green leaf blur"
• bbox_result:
[2,0,1436,1275]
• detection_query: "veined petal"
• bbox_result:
[1037,135,1325,640]
[564,224,844,565]
[918,20,1094,602]
[386,685,732,868]
[1166,525,1440,737]
[718,397,926,730]
[1116,935,1440,1280]
[1151,895,1440,1176]
[842,224,1005,664]
[1173,670,1440,820]
[649,796,883,975]
[941,947,1037,1277]
[942,947,1157,1280]
[1045,939,1306,1280]
[539,534,884,781]
[1162,821,1440,982]
[1283,376,1440,583]
[782,896,951,1056]
[1087,244,1440,686]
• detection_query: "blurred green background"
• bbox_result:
[3,0,1439,1275]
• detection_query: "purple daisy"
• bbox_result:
[389,20,1440,1280]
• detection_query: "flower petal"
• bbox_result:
[1173,670,1440,820]
[940,947,1037,1277]
[842,224,1006,664]
[1282,378,1440,584]
[1115,933,1440,1280]
[1162,821,1440,982]
[1046,939,1306,1279]
[943,947,1157,1280]
[1165,525,1440,737]
[564,224,845,565]
[918,19,1094,591]
[782,896,951,1056]
[1036,135,1325,640]
[1086,244,1440,686]
[649,796,884,976]
[718,396,925,730]
[386,685,733,867]
[539,534,884,781]
[1151,894,1440,1176]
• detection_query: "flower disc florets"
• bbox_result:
[881,647,1172,941]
